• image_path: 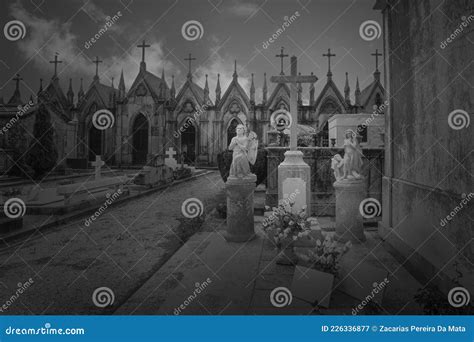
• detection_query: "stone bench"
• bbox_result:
[57,177,126,205]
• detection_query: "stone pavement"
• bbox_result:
[0,172,225,315]
[116,215,425,315]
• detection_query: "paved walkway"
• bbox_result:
[0,172,224,315]
[117,216,424,315]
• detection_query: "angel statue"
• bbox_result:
[342,129,363,180]
[331,154,344,181]
[228,124,258,178]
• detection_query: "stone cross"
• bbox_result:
[323,48,336,76]
[91,155,105,180]
[137,40,150,63]
[184,53,196,78]
[275,47,289,75]
[166,147,177,159]
[164,147,178,169]
[93,56,103,78]
[270,56,318,150]
[49,54,62,78]
[371,49,383,71]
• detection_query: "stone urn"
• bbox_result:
[276,237,298,265]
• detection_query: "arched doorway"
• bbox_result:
[181,122,196,164]
[88,126,102,161]
[132,114,149,164]
[227,118,241,146]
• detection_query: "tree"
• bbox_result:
[25,104,58,178]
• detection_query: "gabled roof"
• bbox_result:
[40,79,72,121]
[314,78,347,111]
[267,83,290,108]
[175,77,210,106]
[218,77,249,110]
[127,69,169,101]
[78,80,117,110]
[360,79,384,107]
[95,83,118,103]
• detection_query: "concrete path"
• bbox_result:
[117,216,424,315]
[0,172,224,315]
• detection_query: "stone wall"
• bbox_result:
[265,147,384,216]
[376,0,473,292]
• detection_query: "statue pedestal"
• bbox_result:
[278,150,311,215]
[224,174,257,242]
[333,179,366,243]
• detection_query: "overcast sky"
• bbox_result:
[0,0,383,104]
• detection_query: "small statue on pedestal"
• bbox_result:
[228,124,258,178]
[331,129,364,181]
[225,124,258,242]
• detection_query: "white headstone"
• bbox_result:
[91,155,105,180]
[164,147,178,170]
[282,178,306,211]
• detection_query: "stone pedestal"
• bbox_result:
[224,174,257,242]
[334,179,366,243]
[278,150,311,215]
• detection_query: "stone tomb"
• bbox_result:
[133,154,174,187]
[291,265,334,308]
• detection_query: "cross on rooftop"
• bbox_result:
[93,56,103,78]
[371,49,383,71]
[137,40,150,63]
[323,48,336,76]
[184,53,196,78]
[49,53,62,78]
[275,47,289,75]
[13,74,22,89]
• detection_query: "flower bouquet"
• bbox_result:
[262,201,312,265]
[295,235,351,276]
